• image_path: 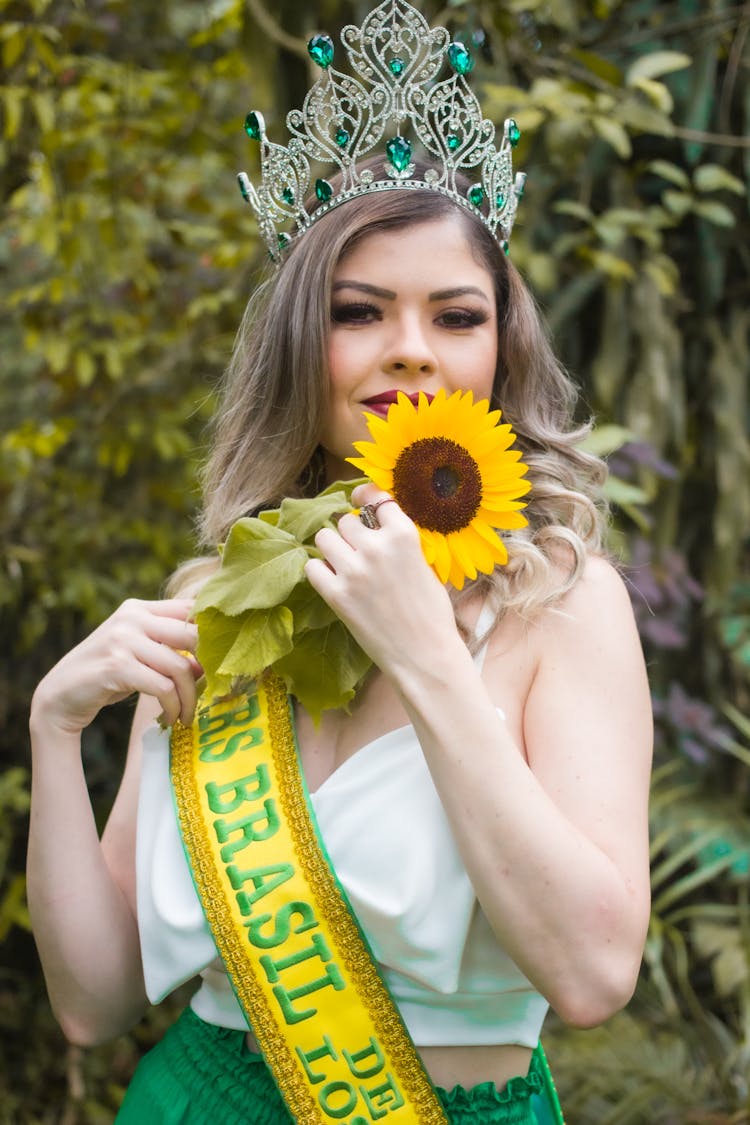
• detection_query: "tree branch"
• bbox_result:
[245,0,310,61]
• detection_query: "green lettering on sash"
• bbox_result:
[259,931,333,982]
[318,1080,357,1119]
[215,800,279,861]
[227,863,293,914]
[245,900,318,947]
[205,764,270,814]
[198,695,260,736]
[272,962,346,1024]
[343,1038,385,1080]
[295,1035,338,1084]
[360,1074,405,1118]
[199,727,263,764]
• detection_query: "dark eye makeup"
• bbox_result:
[330,302,490,328]
[437,308,489,328]
[330,301,382,324]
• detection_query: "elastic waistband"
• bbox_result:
[117,1007,545,1125]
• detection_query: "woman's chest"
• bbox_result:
[295,609,539,796]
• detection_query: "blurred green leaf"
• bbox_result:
[693,164,747,195]
[626,51,692,84]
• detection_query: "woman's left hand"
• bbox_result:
[304,483,457,674]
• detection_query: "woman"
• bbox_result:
[27,6,652,1122]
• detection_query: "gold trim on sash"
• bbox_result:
[171,672,449,1125]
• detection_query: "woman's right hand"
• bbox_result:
[30,597,200,737]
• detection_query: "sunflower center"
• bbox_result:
[392,436,482,534]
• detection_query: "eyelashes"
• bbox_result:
[438,309,489,328]
[331,301,381,324]
[330,302,490,328]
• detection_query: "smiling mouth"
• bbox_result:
[362,390,434,417]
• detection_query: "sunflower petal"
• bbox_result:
[348,444,397,471]
[469,519,509,564]
[419,529,437,565]
[431,532,453,584]
[447,531,478,583]
[459,525,497,575]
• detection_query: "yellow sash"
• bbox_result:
[170,672,449,1125]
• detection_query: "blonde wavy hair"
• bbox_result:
[176,174,608,619]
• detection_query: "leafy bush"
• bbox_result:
[2,0,748,1120]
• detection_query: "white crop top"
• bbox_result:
[135,605,549,1048]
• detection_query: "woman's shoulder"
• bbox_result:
[557,551,633,618]
[532,550,642,671]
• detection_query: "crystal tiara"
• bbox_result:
[238,0,526,263]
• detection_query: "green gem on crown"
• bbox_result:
[468,184,484,207]
[446,134,460,152]
[335,127,350,147]
[447,42,474,75]
[277,232,291,250]
[496,193,506,209]
[507,119,521,147]
[308,34,334,69]
[237,173,251,201]
[244,111,262,140]
[386,136,412,173]
[315,178,333,202]
[389,57,405,76]
[282,187,294,204]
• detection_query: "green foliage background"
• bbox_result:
[1,0,748,1120]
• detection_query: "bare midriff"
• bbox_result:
[244,1033,533,1093]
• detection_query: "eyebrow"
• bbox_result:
[332,281,491,304]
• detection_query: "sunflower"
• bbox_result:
[347,389,531,590]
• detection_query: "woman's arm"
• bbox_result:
[401,556,652,1027]
[306,498,652,1028]
[27,598,199,1045]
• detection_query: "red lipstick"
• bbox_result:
[362,390,434,417]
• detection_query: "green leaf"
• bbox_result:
[1,25,25,70]
[630,76,674,114]
[274,488,353,544]
[620,100,675,137]
[643,257,679,296]
[662,190,693,218]
[218,605,295,681]
[692,200,736,228]
[2,86,25,139]
[32,91,54,133]
[194,487,373,717]
[195,517,306,613]
[647,159,691,189]
[580,424,635,457]
[567,48,622,87]
[318,476,368,499]
[604,477,649,506]
[195,535,308,615]
[584,248,635,280]
[592,116,631,158]
[552,200,594,222]
[275,621,372,724]
[626,51,692,84]
[75,350,96,386]
[693,164,747,195]
[286,579,338,633]
[195,607,245,700]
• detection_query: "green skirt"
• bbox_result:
[116,1007,562,1125]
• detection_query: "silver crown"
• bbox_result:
[238,0,526,262]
